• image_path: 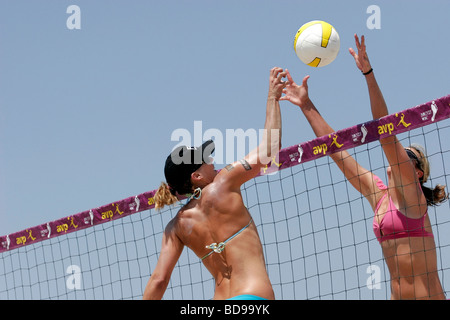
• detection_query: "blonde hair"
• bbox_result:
[154,182,179,210]
[410,144,449,206]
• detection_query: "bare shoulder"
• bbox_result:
[204,178,243,206]
[212,158,264,191]
[166,204,195,232]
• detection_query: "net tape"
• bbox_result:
[1,95,449,253]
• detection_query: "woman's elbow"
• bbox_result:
[143,275,170,300]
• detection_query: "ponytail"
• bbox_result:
[421,184,449,206]
[154,182,179,210]
[408,144,449,206]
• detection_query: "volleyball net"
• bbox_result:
[1,95,450,299]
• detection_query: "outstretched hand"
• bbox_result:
[268,67,289,101]
[279,69,310,108]
[349,34,372,74]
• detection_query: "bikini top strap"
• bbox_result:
[201,219,254,261]
[373,175,388,213]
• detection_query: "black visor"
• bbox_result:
[164,140,215,195]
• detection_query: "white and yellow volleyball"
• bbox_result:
[294,20,340,67]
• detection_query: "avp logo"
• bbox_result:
[396,113,411,128]
[16,229,37,246]
[329,134,343,148]
[57,217,78,233]
[101,203,124,220]
[313,143,327,155]
[312,134,344,156]
[377,113,411,136]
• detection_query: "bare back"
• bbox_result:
[143,67,284,300]
[172,177,274,300]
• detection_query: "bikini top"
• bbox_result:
[201,219,253,260]
[372,175,433,243]
[188,188,255,261]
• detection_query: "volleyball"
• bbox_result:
[293,20,340,67]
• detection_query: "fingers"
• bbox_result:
[277,70,287,83]
[269,67,289,100]
[302,75,310,87]
[285,69,295,85]
[270,67,284,78]
[270,67,289,88]
[270,68,310,91]
[356,34,366,54]
[354,33,361,49]
[352,33,367,57]
[348,47,357,58]
[349,34,369,65]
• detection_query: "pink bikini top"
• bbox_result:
[372,176,434,243]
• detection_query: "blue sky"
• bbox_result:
[1,0,449,247]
